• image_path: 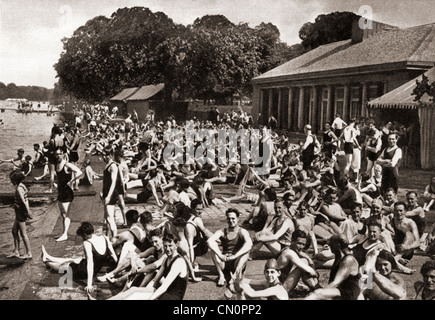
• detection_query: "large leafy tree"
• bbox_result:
[54,8,295,103]
[299,11,359,50]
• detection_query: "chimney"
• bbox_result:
[351,17,398,44]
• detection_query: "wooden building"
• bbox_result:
[251,19,435,134]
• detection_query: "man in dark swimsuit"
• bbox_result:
[305,234,363,300]
[207,208,253,291]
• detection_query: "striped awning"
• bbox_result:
[368,67,435,109]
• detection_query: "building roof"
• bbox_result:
[253,22,435,82]
[126,83,165,101]
[109,87,140,101]
[368,67,435,109]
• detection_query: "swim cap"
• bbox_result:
[264,258,279,270]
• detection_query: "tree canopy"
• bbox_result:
[54,7,294,103]
[54,8,361,103]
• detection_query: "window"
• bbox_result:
[334,87,344,116]
[350,86,361,118]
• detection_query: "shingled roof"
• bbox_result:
[253,22,435,82]
[126,83,165,101]
[110,87,140,101]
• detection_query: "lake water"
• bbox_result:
[0,100,63,255]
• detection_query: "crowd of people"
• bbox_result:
[1,103,435,300]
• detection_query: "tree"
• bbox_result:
[412,74,435,103]
[299,12,359,50]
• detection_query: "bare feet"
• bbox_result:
[7,252,21,258]
[41,245,48,262]
[55,234,68,242]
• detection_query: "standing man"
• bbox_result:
[376,133,402,196]
[331,114,347,146]
[301,124,320,170]
[102,147,120,241]
[341,118,361,180]
[207,208,253,291]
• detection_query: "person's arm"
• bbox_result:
[105,163,118,205]
[287,249,317,277]
[194,217,214,239]
[240,281,288,300]
[405,206,424,218]
[320,205,346,221]
[371,271,407,300]
[65,162,83,185]
[226,229,253,261]
[390,148,402,167]
[149,258,185,300]
[207,230,226,261]
[83,241,95,292]
[257,219,294,243]
[398,220,420,252]
[137,253,167,275]
[185,223,196,265]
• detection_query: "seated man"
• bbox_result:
[276,230,320,296]
[362,249,407,300]
[336,176,363,214]
[233,258,289,300]
[390,201,420,266]
[207,208,253,291]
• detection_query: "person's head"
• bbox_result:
[387,133,398,147]
[102,146,114,162]
[373,164,382,177]
[139,211,153,226]
[17,148,25,156]
[190,198,203,216]
[149,228,163,251]
[225,208,240,228]
[370,197,384,216]
[420,260,435,291]
[125,209,140,226]
[263,258,281,285]
[366,219,382,242]
[291,229,309,253]
[297,201,310,217]
[25,155,32,162]
[33,143,40,151]
[324,122,331,130]
[178,179,190,192]
[337,174,352,190]
[406,191,418,207]
[321,187,338,204]
[263,188,277,202]
[274,199,287,217]
[304,124,312,132]
[328,234,349,256]
[393,201,407,221]
[375,250,398,276]
[384,188,396,203]
[9,170,25,186]
[76,222,94,240]
[350,204,362,221]
[162,233,179,256]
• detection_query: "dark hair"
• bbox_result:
[190,198,202,210]
[292,229,308,242]
[163,232,178,244]
[263,188,277,201]
[173,217,187,228]
[420,260,435,276]
[376,249,398,270]
[140,211,153,225]
[76,222,94,238]
[125,209,140,225]
[394,201,407,210]
[149,228,163,238]
[9,169,25,185]
[178,179,190,191]
[226,207,241,217]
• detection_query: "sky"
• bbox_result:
[0,0,434,88]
